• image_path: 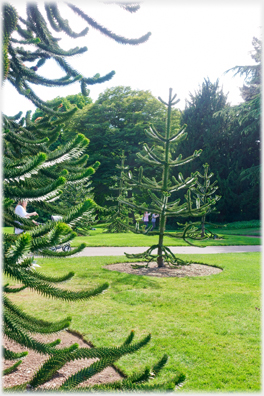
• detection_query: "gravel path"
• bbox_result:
[73,245,261,257]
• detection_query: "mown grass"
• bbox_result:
[71,231,260,247]
[3,223,261,246]
[4,253,261,392]
[211,227,260,236]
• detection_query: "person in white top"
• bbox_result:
[143,211,151,227]
[14,200,38,234]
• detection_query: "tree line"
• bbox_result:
[39,37,260,225]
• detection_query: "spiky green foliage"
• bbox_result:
[3,102,183,391]
[119,88,216,267]
[186,163,221,238]
[3,109,98,232]
[3,106,111,385]
[4,114,178,389]
[3,106,114,389]
[2,128,184,391]
[104,151,133,233]
[3,2,151,116]
[3,3,183,390]
[2,3,18,80]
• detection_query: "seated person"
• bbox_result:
[14,200,38,234]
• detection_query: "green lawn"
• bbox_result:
[4,253,261,392]
[3,225,261,247]
[210,227,260,236]
[71,230,260,247]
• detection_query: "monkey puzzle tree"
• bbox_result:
[3,2,151,116]
[179,163,222,245]
[119,88,215,267]
[104,151,133,233]
[3,114,185,393]
[190,163,221,237]
[3,3,185,390]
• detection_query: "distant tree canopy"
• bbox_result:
[65,86,182,207]
[32,93,93,122]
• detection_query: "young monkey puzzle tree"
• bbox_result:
[180,163,222,244]
[104,151,133,233]
[191,163,221,236]
[119,88,214,267]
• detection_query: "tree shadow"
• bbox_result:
[102,268,161,289]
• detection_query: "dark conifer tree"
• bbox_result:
[180,78,229,176]
[219,37,261,220]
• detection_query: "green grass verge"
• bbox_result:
[71,229,261,247]
[222,220,260,229]
[3,226,261,246]
[4,253,261,392]
[210,227,260,236]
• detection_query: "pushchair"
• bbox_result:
[50,215,71,252]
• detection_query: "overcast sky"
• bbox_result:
[2,0,262,116]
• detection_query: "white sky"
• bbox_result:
[2,0,263,116]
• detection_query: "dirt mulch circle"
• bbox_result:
[104,261,222,277]
[3,330,123,390]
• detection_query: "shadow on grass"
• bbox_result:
[102,268,161,289]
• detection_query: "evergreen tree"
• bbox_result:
[28,94,97,233]
[221,37,261,200]
[180,78,229,175]
[3,112,185,391]
[213,37,261,221]
[224,37,261,132]
[104,151,133,233]
[119,88,214,267]
[177,78,230,223]
[190,163,221,237]
[3,3,184,390]
[3,105,98,236]
[180,163,221,244]
[3,3,151,117]
[179,76,259,222]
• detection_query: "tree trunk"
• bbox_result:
[156,89,172,267]
[201,215,206,237]
[157,210,166,267]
